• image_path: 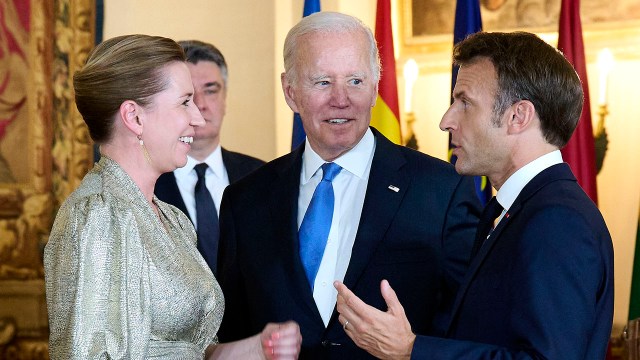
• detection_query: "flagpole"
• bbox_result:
[450,0,491,205]
[291,0,321,150]
[371,0,402,144]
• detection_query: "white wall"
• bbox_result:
[104,0,278,161]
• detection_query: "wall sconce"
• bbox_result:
[597,48,614,133]
[403,58,419,149]
[595,48,614,173]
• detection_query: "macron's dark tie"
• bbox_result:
[299,162,342,289]
[470,196,503,258]
[194,163,219,274]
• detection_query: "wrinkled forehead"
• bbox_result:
[295,30,372,68]
[456,58,498,92]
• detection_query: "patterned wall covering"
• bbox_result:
[0,0,94,358]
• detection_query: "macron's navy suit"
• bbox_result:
[217,128,482,359]
[411,163,614,359]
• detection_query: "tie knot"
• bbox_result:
[194,163,209,179]
[321,162,341,182]
[487,197,504,220]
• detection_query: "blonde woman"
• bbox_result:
[44,34,300,360]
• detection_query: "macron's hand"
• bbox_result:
[334,280,415,360]
[260,321,302,360]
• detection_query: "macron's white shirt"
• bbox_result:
[495,150,563,224]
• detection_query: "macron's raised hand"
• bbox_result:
[334,280,415,360]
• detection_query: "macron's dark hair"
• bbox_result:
[454,31,583,147]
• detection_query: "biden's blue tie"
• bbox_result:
[299,162,342,289]
[194,163,219,274]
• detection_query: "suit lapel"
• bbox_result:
[326,130,410,330]
[155,172,191,222]
[221,148,241,183]
[342,130,409,288]
[445,163,577,334]
[268,147,324,319]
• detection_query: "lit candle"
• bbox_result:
[597,48,614,106]
[403,58,419,113]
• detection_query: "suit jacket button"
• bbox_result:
[321,340,340,347]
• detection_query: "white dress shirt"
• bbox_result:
[495,150,563,224]
[173,146,230,229]
[298,128,376,326]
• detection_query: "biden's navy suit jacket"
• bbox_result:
[217,128,482,359]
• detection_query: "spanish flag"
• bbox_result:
[557,0,598,204]
[371,0,401,144]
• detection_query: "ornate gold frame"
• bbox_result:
[0,0,95,357]
[400,0,455,55]
[400,0,640,62]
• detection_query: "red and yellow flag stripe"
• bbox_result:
[371,0,401,144]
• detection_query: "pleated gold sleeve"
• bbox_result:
[44,156,224,359]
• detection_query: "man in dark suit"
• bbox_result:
[216,12,481,359]
[155,40,264,273]
[335,31,614,359]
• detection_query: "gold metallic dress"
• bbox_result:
[45,156,224,359]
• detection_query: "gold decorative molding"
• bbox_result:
[1,0,95,357]
[0,0,52,282]
[0,280,48,359]
[52,0,95,207]
[399,0,640,72]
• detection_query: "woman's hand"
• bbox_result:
[260,321,302,360]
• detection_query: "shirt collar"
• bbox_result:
[497,150,563,210]
[174,145,224,178]
[301,128,375,183]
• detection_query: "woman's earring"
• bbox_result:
[137,134,144,146]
